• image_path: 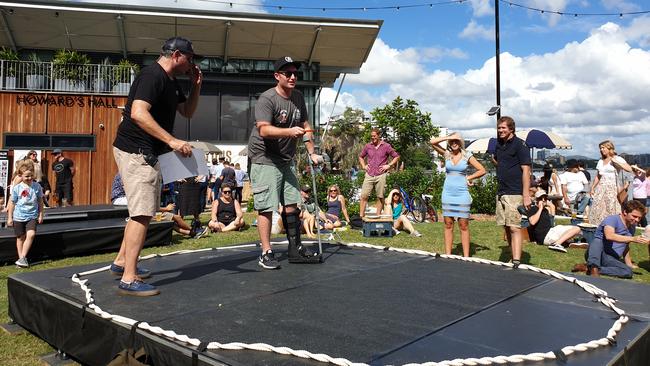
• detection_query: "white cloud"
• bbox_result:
[330,21,650,156]
[601,0,641,12]
[621,15,650,48]
[469,0,493,18]
[459,20,495,41]
[70,0,266,12]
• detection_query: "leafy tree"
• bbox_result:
[321,107,366,171]
[368,97,439,168]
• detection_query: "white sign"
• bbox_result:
[158,148,209,184]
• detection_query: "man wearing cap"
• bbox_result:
[560,159,590,215]
[525,189,582,253]
[111,36,202,296]
[248,56,322,269]
[493,116,531,268]
[51,149,74,207]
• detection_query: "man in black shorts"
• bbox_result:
[51,149,74,207]
[111,36,202,296]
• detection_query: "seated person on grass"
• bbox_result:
[385,188,422,237]
[208,184,244,233]
[159,203,208,239]
[299,185,318,238]
[323,184,350,230]
[525,189,582,253]
[573,200,649,278]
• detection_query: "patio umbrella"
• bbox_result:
[466,137,497,154]
[466,129,571,155]
[189,140,222,153]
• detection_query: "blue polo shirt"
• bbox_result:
[594,214,634,258]
[494,135,531,195]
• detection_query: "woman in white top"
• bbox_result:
[588,140,632,226]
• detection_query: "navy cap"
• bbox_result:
[162,37,201,58]
[52,149,62,155]
[274,56,301,72]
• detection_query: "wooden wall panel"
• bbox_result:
[46,95,92,134]
[0,92,47,133]
[90,99,126,204]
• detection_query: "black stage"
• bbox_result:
[7,241,650,365]
[0,204,172,263]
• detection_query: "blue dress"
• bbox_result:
[442,151,472,218]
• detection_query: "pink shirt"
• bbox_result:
[632,176,648,199]
[359,141,399,177]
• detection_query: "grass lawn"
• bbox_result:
[1,213,649,365]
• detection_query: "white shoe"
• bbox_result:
[548,244,567,253]
[393,229,401,235]
[410,231,422,237]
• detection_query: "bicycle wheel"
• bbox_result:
[411,197,426,222]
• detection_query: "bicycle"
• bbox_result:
[399,187,438,223]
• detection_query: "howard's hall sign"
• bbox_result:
[16,94,121,108]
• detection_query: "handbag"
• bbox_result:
[106,347,149,366]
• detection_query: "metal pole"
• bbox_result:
[308,154,324,258]
[495,0,501,119]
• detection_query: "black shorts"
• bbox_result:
[56,183,74,202]
[13,219,37,237]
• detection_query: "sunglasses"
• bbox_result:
[329,189,338,192]
[277,70,298,78]
[222,190,232,194]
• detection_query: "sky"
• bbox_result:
[67,0,650,159]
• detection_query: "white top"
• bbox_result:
[596,157,624,183]
[560,171,588,200]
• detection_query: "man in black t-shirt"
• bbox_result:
[493,116,531,267]
[111,37,202,296]
[51,149,74,207]
[219,161,236,188]
[526,189,582,253]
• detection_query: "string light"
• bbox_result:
[192,0,649,17]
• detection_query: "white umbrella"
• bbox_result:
[189,140,222,153]
[466,138,496,153]
[517,129,572,150]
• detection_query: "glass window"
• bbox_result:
[220,94,250,142]
[189,95,220,141]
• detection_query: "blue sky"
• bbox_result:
[69,0,650,159]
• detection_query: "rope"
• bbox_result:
[71,242,627,366]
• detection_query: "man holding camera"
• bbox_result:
[111,37,202,296]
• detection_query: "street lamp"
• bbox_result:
[487,106,501,116]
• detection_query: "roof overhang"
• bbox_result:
[0,1,382,86]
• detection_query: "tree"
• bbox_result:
[321,107,366,171]
[369,97,439,168]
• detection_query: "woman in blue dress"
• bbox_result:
[430,133,486,257]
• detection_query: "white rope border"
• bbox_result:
[70,241,627,366]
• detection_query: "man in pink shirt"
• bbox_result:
[358,128,400,218]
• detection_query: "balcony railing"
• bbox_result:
[0,60,136,94]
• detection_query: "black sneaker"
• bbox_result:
[258,250,281,270]
[288,245,322,264]
[109,263,151,279]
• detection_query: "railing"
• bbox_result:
[0,60,136,94]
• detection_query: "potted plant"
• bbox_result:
[25,53,45,90]
[112,59,139,93]
[52,49,91,92]
[0,46,19,89]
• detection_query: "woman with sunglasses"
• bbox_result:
[385,188,422,237]
[208,183,244,233]
[430,132,486,257]
[322,185,350,230]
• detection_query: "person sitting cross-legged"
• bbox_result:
[208,184,244,233]
[159,203,209,239]
[525,189,582,253]
[573,200,649,278]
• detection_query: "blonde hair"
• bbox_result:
[598,140,616,158]
[13,159,34,178]
[328,184,340,194]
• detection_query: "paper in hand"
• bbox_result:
[158,148,209,184]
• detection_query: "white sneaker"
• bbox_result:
[393,229,401,235]
[15,257,29,268]
[410,231,422,237]
[548,244,567,253]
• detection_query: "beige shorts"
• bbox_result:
[496,195,523,228]
[113,146,161,218]
[360,173,387,199]
[543,225,576,245]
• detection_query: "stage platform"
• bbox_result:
[0,218,173,264]
[7,241,650,366]
[0,204,129,226]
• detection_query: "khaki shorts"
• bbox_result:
[360,173,387,199]
[543,225,576,245]
[496,195,523,228]
[250,163,301,213]
[113,146,161,218]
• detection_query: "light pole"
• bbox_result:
[494,0,501,119]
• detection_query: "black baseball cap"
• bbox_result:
[162,37,201,58]
[274,56,301,72]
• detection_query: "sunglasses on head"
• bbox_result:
[277,70,298,78]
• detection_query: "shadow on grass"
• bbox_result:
[452,242,490,256]
[498,245,531,264]
[638,259,650,272]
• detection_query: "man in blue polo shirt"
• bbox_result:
[579,200,649,278]
[493,116,531,268]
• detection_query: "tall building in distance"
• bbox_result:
[537,149,547,161]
